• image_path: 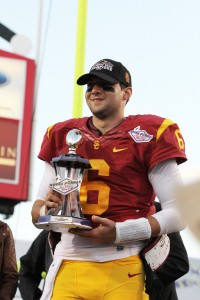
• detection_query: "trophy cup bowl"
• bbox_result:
[35,129,92,232]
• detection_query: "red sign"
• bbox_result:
[0,49,35,202]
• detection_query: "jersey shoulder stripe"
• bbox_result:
[47,124,55,139]
[156,119,175,142]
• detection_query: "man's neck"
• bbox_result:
[92,115,125,134]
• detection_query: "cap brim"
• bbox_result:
[77,71,119,85]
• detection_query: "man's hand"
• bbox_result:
[69,215,116,244]
[45,189,62,213]
[31,189,63,224]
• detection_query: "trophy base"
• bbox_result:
[35,215,92,232]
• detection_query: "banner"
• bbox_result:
[0,49,35,202]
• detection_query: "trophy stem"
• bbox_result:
[61,190,84,218]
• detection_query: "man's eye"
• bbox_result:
[86,86,92,93]
[86,84,115,93]
[102,86,115,92]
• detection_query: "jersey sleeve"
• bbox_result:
[38,123,67,163]
[38,125,54,162]
[38,118,88,163]
[147,118,187,169]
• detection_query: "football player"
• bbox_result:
[32,59,187,300]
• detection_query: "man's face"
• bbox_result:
[85,77,126,119]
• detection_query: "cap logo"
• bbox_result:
[90,60,114,72]
[125,72,130,84]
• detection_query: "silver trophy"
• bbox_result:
[36,129,92,232]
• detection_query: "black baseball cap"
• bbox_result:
[77,59,132,87]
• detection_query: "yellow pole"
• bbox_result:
[72,0,88,118]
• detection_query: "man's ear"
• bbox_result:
[123,87,132,102]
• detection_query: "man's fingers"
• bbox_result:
[91,215,108,225]
[45,191,62,209]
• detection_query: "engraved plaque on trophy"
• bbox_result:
[36,129,92,232]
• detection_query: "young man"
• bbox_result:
[32,59,187,300]
[143,202,189,300]
[18,230,53,300]
[0,220,18,300]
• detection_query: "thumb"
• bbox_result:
[91,215,107,225]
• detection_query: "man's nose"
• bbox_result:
[91,84,102,93]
